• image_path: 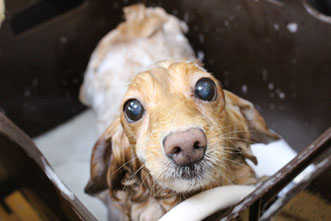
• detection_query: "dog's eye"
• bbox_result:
[195,78,217,101]
[123,99,144,122]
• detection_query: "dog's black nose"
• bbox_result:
[163,128,207,166]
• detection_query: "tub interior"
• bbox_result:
[0,0,330,220]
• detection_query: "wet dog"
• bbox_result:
[80,4,278,221]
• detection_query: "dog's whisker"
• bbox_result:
[219,121,249,130]
[111,156,138,177]
[123,164,145,191]
[129,164,145,181]
[224,136,256,144]
[222,137,241,151]
[211,157,232,175]
[222,147,246,154]
[222,158,245,166]
[221,129,275,137]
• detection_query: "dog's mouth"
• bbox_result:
[172,162,205,179]
[148,154,220,192]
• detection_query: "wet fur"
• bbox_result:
[85,61,278,220]
[81,4,278,221]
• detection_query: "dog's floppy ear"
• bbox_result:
[85,118,136,197]
[84,123,114,195]
[85,118,131,195]
[224,90,280,144]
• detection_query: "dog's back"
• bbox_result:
[80,4,196,134]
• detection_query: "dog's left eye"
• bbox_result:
[195,78,217,101]
[124,99,144,122]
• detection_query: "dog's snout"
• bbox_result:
[163,128,207,166]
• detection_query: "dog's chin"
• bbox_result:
[155,161,216,193]
[173,162,205,180]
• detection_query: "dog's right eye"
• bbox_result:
[123,99,144,122]
[195,78,217,101]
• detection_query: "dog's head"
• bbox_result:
[85,61,279,198]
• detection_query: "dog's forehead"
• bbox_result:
[126,62,207,93]
[126,67,170,96]
[121,62,216,112]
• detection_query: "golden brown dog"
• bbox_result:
[84,60,279,220]
[81,4,278,220]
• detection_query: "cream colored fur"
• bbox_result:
[81,4,278,221]
[80,4,195,135]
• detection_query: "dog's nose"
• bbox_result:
[163,128,207,166]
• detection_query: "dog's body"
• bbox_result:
[80,4,278,221]
[80,4,195,135]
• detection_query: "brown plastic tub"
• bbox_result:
[0,0,330,220]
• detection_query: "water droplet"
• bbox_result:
[32,78,39,86]
[60,36,67,43]
[24,90,31,97]
[274,23,279,31]
[241,84,248,94]
[172,9,178,15]
[184,12,189,22]
[198,33,205,43]
[287,23,298,33]
[279,92,285,99]
[197,50,204,61]
[224,20,230,27]
[268,83,274,90]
